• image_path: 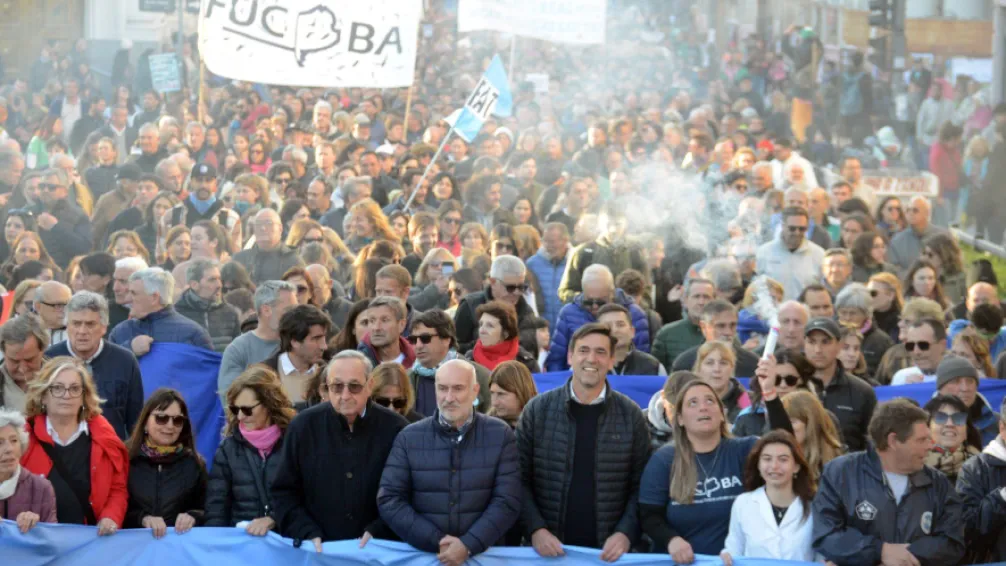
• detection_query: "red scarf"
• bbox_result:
[473,338,520,370]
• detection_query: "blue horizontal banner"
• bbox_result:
[532,371,1006,413]
[0,520,828,565]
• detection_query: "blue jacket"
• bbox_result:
[737,308,769,345]
[525,247,568,329]
[109,306,213,352]
[377,412,520,555]
[545,289,651,372]
[46,340,143,440]
[948,319,1006,363]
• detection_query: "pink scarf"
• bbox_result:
[240,423,282,459]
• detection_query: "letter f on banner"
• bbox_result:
[445,55,513,142]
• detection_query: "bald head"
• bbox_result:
[784,188,808,210]
[435,359,479,426]
[777,300,810,350]
[305,264,332,303]
[33,281,71,330]
[254,208,282,249]
[907,196,931,230]
[967,282,999,313]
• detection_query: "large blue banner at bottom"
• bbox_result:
[0,521,825,565]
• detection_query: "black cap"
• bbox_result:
[192,162,217,179]
[804,317,841,340]
[116,163,142,181]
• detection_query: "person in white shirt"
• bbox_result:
[890,318,947,385]
[721,430,818,564]
[771,138,818,190]
[756,206,825,300]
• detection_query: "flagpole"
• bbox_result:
[509,34,517,80]
[198,57,206,124]
[402,124,455,213]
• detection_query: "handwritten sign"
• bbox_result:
[862,170,940,198]
[149,53,182,93]
[199,0,422,88]
[458,0,606,45]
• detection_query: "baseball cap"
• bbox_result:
[116,163,142,182]
[804,317,841,340]
[192,162,217,179]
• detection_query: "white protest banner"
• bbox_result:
[198,0,422,88]
[458,0,606,45]
[862,170,940,198]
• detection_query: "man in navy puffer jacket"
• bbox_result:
[545,264,650,371]
[378,359,520,563]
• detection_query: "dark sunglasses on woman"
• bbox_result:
[374,396,408,410]
[775,375,801,388]
[229,402,260,417]
[933,411,967,426]
[153,414,187,427]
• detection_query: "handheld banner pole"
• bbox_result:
[402,124,455,213]
[509,34,518,81]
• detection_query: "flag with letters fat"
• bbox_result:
[444,55,512,142]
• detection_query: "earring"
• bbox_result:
[793,472,798,478]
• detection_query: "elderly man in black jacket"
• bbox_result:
[813,399,965,566]
[271,350,407,552]
[174,259,241,353]
[517,322,650,561]
[36,167,91,268]
[378,359,520,565]
[957,398,1006,564]
[454,255,535,353]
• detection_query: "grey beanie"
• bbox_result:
[936,355,979,390]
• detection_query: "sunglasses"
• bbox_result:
[775,375,801,388]
[904,341,931,352]
[328,381,365,394]
[442,217,462,225]
[503,283,528,294]
[153,414,187,427]
[494,241,515,251]
[582,298,608,309]
[229,402,260,416]
[374,396,408,410]
[933,411,967,426]
[407,333,440,345]
[786,225,808,233]
[39,183,64,192]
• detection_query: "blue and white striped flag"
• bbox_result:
[444,54,513,142]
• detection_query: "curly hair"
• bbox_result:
[223,365,297,435]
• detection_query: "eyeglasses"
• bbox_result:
[442,217,461,225]
[276,178,292,185]
[49,384,83,398]
[229,402,261,416]
[786,225,808,233]
[153,414,187,427]
[407,333,439,345]
[374,396,408,409]
[582,298,608,309]
[933,411,967,426]
[494,241,515,251]
[39,183,65,192]
[39,301,68,309]
[775,375,801,388]
[904,341,932,352]
[502,283,528,294]
[328,381,366,394]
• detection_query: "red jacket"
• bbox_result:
[20,414,130,527]
[929,142,962,192]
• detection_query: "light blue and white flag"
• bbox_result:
[444,54,513,142]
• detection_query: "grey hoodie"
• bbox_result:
[646,391,674,450]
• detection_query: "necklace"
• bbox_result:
[695,442,722,480]
[771,503,788,524]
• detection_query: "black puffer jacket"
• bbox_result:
[204,429,285,527]
[124,449,208,529]
[956,439,1006,564]
[516,379,651,545]
[174,289,243,353]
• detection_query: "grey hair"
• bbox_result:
[328,349,374,376]
[115,256,149,272]
[284,145,308,164]
[185,121,204,134]
[185,258,219,285]
[42,167,70,188]
[489,255,526,280]
[835,282,873,319]
[129,267,175,306]
[0,313,49,353]
[684,277,715,297]
[139,122,159,136]
[33,281,70,305]
[824,247,853,264]
[909,195,933,220]
[313,100,333,118]
[369,296,407,322]
[253,280,297,312]
[752,161,773,175]
[65,291,110,327]
[343,176,372,200]
[582,264,615,289]
[0,408,29,452]
[701,259,743,293]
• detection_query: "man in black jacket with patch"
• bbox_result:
[271,350,407,551]
[517,323,650,561]
[813,399,965,565]
[957,397,1006,564]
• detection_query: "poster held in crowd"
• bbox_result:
[198,0,423,88]
[862,170,940,198]
[458,0,606,45]
[149,53,182,93]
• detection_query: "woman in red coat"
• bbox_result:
[20,356,129,535]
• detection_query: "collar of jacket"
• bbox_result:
[138,305,177,323]
[179,288,221,311]
[864,445,933,489]
[434,408,477,439]
[822,364,848,391]
[561,377,611,412]
[332,399,374,432]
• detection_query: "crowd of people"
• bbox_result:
[1,1,1006,565]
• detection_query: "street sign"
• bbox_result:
[185,0,200,14]
[149,53,182,93]
[139,0,176,13]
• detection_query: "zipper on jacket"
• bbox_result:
[155,464,162,516]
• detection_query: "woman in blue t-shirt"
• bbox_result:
[639,359,792,564]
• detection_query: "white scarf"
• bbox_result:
[0,465,21,500]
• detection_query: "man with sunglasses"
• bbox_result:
[547,264,652,371]
[804,317,877,452]
[378,359,520,565]
[32,281,71,346]
[271,350,408,553]
[454,256,535,353]
[46,291,143,440]
[755,206,825,300]
[35,167,91,269]
[891,318,948,385]
[261,305,331,404]
[408,310,491,417]
[888,196,945,272]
